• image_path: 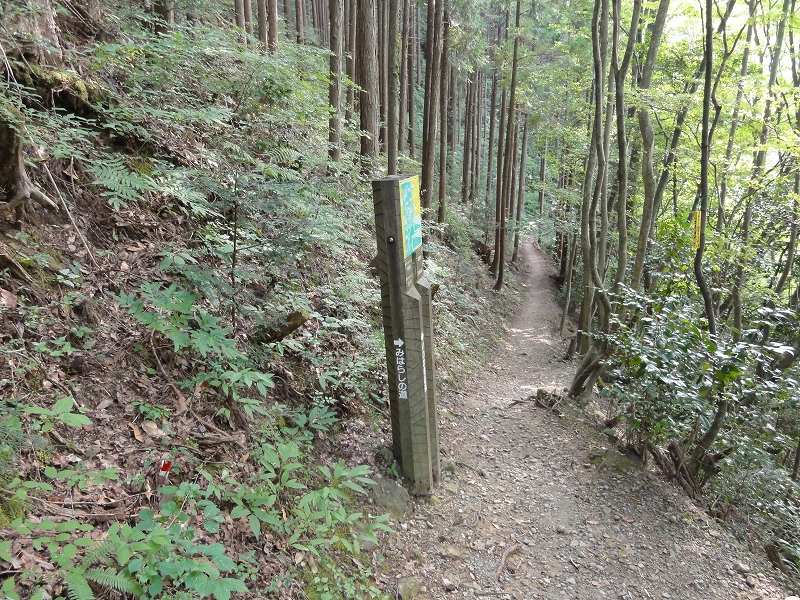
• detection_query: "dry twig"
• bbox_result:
[494,543,522,581]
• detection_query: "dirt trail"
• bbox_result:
[384,241,797,599]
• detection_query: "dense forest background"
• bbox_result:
[4,0,800,597]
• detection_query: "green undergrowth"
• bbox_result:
[0,2,519,598]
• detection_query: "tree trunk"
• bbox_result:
[258,0,268,47]
[485,70,498,230]
[357,0,380,164]
[295,0,305,43]
[398,0,410,155]
[328,0,343,161]
[421,0,443,213]
[436,15,450,223]
[345,0,356,122]
[512,116,529,262]
[610,0,640,289]
[283,0,293,38]
[154,0,174,32]
[469,72,483,215]
[537,141,546,219]
[244,0,254,36]
[693,0,716,336]
[387,0,400,173]
[494,0,522,291]
[407,3,416,159]
[461,77,474,205]
[268,0,279,51]
[490,82,507,276]
[235,0,245,29]
[575,0,607,355]
[630,0,671,293]
[378,0,388,151]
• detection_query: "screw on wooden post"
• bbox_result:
[372,175,439,492]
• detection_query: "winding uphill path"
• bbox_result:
[381,241,797,600]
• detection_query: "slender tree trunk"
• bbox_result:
[485,70,498,230]
[436,15,450,223]
[694,0,716,336]
[513,117,529,262]
[576,0,609,355]
[387,0,400,173]
[244,0,254,36]
[235,0,245,29]
[329,0,343,161]
[378,0,388,150]
[415,2,421,86]
[345,0,356,122]
[469,72,483,215]
[295,0,305,43]
[610,0,640,288]
[258,0,268,47]
[421,0,444,212]
[398,0,410,155]
[461,77,474,205]
[490,82,508,275]
[267,0,279,50]
[447,67,456,175]
[283,0,293,38]
[494,0,522,290]
[407,4,416,159]
[154,0,174,32]
[630,0,671,293]
[357,0,380,164]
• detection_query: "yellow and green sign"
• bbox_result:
[399,176,422,258]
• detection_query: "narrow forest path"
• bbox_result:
[382,241,797,600]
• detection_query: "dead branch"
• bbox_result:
[494,543,522,580]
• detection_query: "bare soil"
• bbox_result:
[381,241,798,600]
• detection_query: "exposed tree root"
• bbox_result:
[0,104,58,219]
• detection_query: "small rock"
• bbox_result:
[368,475,411,520]
[566,577,576,586]
[556,526,567,534]
[444,480,459,494]
[746,575,758,588]
[733,561,751,574]
[397,576,422,600]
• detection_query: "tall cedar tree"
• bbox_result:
[357,0,380,162]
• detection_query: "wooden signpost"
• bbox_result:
[372,175,439,492]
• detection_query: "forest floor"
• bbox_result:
[378,241,799,600]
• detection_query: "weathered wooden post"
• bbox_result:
[372,175,440,492]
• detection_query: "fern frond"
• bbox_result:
[66,571,94,600]
[86,156,158,210]
[85,567,144,596]
[81,540,117,567]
